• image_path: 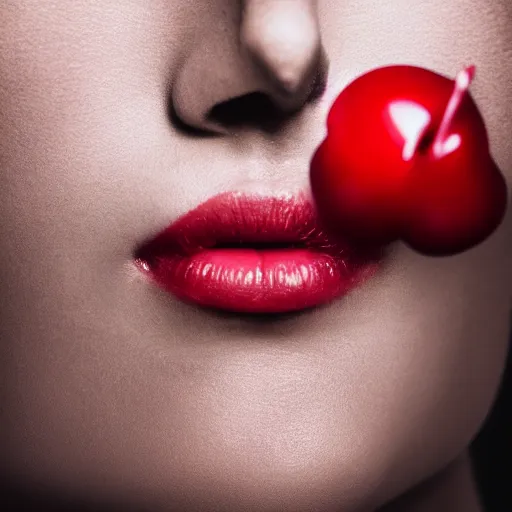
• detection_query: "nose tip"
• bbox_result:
[240,0,324,111]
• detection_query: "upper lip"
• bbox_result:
[134,191,378,261]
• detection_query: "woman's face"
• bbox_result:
[1,1,511,510]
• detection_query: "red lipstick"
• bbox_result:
[134,191,383,313]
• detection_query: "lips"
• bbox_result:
[133,191,384,313]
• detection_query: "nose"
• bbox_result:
[240,0,324,101]
[171,0,328,135]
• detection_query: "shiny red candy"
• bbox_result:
[310,64,508,256]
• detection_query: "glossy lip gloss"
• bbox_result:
[133,191,384,314]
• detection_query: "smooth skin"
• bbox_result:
[0,1,511,511]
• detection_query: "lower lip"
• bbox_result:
[136,247,380,314]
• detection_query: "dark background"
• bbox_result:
[471,329,511,511]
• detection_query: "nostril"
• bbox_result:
[169,53,328,137]
[207,92,292,134]
[206,64,328,135]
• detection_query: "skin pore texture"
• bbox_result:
[0,0,511,511]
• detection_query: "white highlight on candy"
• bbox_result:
[388,101,431,161]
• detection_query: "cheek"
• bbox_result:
[336,241,511,505]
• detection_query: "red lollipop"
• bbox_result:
[310,64,508,256]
